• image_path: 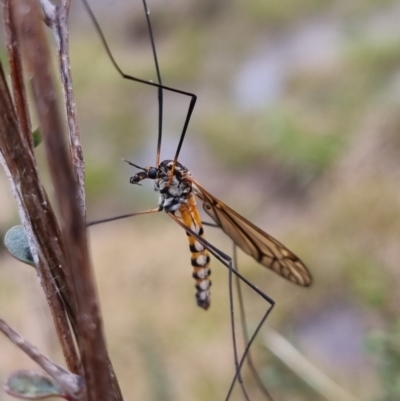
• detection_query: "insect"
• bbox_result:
[120,158,312,310]
[82,0,312,399]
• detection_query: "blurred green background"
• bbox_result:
[1,0,400,400]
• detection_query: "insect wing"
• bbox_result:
[192,179,312,287]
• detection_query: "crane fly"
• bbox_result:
[82,0,312,399]
[121,158,312,310]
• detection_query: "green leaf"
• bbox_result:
[4,370,65,399]
[4,226,35,266]
[32,127,41,148]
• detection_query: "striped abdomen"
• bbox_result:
[179,194,211,310]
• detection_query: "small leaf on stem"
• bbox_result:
[5,370,66,399]
[4,225,35,266]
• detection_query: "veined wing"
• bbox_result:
[191,179,312,287]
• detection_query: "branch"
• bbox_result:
[0,319,85,400]
[13,2,120,401]
[0,57,79,374]
[2,0,32,149]
[41,0,86,217]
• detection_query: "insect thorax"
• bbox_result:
[155,160,192,213]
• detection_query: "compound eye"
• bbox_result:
[148,167,158,179]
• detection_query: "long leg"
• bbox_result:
[203,221,275,400]
[170,214,275,400]
[87,208,160,227]
[233,244,274,401]
[80,0,196,171]
[170,213,249,400]
[89,215,275,400]
[140,0,163,167]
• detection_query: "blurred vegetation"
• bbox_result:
[366,322,400,401]
[1,0,400,400]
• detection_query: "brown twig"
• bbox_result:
[40,2,123,397]
[14,2,120,401]
[0,319,85,400]
[2,0,32,149]
[0,58,79,375]
[40,0,86,217]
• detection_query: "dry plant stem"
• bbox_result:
[0,319,85,400]
[44,2,123,393]
[14,2,120,401]
[2,0,32,149]
[263,330,359,401]
[2,0,79,374]
[40,0,86,217]
[0,61,80,375]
